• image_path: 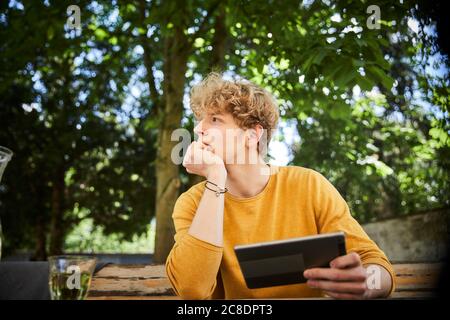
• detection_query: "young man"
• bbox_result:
[165,73,395,299]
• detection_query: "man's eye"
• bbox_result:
[212,117,218,122]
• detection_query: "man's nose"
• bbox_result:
[194,120,205,136]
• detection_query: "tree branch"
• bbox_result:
[209,6,227,71]
[189,0,222,45]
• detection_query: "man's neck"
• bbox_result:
[224,159,271,198]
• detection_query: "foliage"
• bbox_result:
[0,0,448,257]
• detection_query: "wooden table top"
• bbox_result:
[87,263,442,300]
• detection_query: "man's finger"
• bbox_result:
[303,267,366,282]
[330,252,361,269]
[192,141,205,149]
[307,279,367,295]
[183,144,200,166]
[323,290,364,300]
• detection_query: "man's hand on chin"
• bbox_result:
[303,252,393,299]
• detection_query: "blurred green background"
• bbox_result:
[0,0,448,263]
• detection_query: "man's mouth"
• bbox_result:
[199,138,211,146]
[200,140,214,152]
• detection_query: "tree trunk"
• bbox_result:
[28,180,48,261]
[187,174,205,188]
[32,212,47,261]
[153,28,190,263]
[49,168,65,255]
[210,6,227,72]
[187,5,227,189]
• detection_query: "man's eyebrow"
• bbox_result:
[208,112,224,118]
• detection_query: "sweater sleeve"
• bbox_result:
[310,170,396,295]
[165,191,223,299]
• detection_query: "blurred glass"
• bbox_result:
[0,146,13,261]
[0,146,13,182]
[48,256,97,300]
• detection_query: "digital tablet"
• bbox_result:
[234,232,346,289]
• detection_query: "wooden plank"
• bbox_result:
[88,278,174,297]
[393,263,442,291]
[88,264,176,298]
[94,264,167,278]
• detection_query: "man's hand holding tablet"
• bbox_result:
[234,232,393,299]
[303,251,369,299]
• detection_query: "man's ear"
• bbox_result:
[245,124,263,148]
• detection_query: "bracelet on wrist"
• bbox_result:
[205,180,228,197]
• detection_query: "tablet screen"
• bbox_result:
[234,232,346,289]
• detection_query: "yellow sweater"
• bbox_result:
[166,165,395,299]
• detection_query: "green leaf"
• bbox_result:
[333,61,355,87]
[94,28,108,40]
[47,26,54,40]
[329,102,351,120]
[194,37,205,48]
[356,75,374,91]
[366,66,394,90]
[312,49,327,65]
[109,37,118,45]
[355,38,367,48]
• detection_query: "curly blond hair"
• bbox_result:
[190,73,279,146]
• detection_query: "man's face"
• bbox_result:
[194,112,248,164]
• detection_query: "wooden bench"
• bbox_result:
[87,263,443,300]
